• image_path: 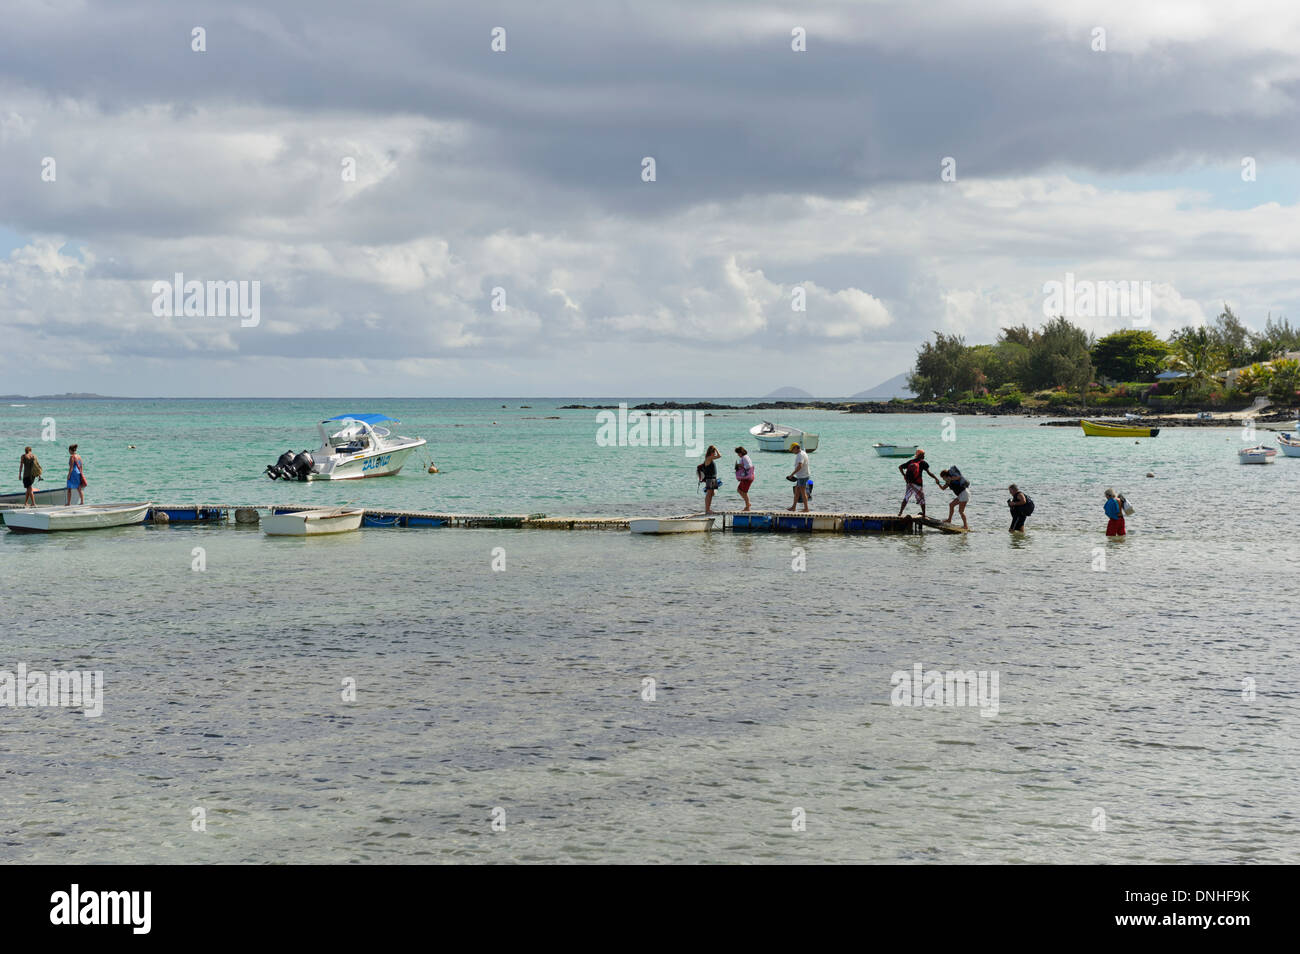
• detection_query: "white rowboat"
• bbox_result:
[2,502,151,533]
[262,507,364,536]
[0,486,71,508]
[1239,445,1277,464]
[872,443,919,458]
[629,516,716,535]
[1277,433,1300,458]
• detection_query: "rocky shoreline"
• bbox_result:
[558,400,1297,425]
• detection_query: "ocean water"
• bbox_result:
[0,399,1296,863]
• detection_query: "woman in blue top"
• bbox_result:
[65,444,85,506]
[1104,488,1126,536]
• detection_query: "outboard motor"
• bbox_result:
[291,451,315,481]
[265,450,297,480]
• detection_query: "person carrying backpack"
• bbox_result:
[938,465,971,529]
[897,448,941,518]
[1008,484,1034,532]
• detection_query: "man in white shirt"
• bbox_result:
[787,442,811,512]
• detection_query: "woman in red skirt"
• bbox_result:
[1104,489,1126,536]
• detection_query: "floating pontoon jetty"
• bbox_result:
[31,504,964,534]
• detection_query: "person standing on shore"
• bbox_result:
[697,445,722,514]
[19,446,40,506]
[734,446,755,512]
[1104,488,1126,536]
[65,444,85,506]
[786,442,811,512]
[938,466,971,529]
[1007,484,1033,532]
[897,448,941,518]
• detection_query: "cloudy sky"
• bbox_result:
[2,0,1299,397]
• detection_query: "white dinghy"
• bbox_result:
[262,507,365,536]
[629,516,716,535]
[0,486,70,508]
[2,502,151,533]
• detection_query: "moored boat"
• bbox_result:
[2,502,151,533]
[262,507,365,536]
[265,414,426,481]
[0,486,71,508]
[629,516,715,535]
[872,443,919,458]
[750,422,819,453]
[1277,433,1300,457]
[1239,445,1277,464]
[1081,419,1161,437]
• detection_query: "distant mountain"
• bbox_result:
[850,372,915,401]
[0,393,114,400]
[763,386,815,399]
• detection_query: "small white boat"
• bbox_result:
[1277,433,1300,457]
[263,507,365,536]
[2,502,151,533]
[629,516,715,535]
[750,422,818,453]
[266,414,426,481]
[1239,445,1278,464]
[872,443,919,458]
[0,486,71,508]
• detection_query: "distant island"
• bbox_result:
[763,386,815,399]
[0,393,114,400]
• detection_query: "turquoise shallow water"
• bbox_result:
[1,400,1297,863]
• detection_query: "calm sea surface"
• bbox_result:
[0,399,1296,863]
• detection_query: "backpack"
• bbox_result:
[904,459,922,484]
[1022,494,1035,515]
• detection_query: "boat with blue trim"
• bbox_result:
[265,414,427,480]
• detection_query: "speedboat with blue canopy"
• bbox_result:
[265,413,427,481]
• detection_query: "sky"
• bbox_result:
[2,0,1300,397]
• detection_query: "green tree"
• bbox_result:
[1255,314,1300,361]
[1024,317,1094,393]
[1166,326,1227,392]
[1207,305,1257,368]
[907,333,977,400]
[1091,329,1171,382]
[1268,359,1300,405]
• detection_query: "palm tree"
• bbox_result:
[1166,327,1227,394]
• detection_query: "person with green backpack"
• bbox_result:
[19,446,41,506]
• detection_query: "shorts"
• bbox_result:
[795,477,811,489]
[903,483,925,505]
[1106,517,1126,536]
[737,479,754,493]
[955,489,969,504]
[22,477,34,489]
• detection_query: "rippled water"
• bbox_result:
[1,400,1297,862]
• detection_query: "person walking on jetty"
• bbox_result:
[19,446,41,506]
[734,446,755,512]
[897,448,940,518]
[65,444,86,506]
[697,445,722,514]
[1007,484,1033,532]
[938,466,971,529]
[787,442,811,512]
[1104,488,1127,536]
